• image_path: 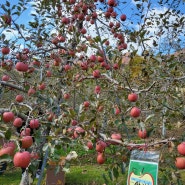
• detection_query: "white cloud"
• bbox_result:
[2,29,19,41]
[131,6,185,54]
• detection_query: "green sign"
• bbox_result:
[127,150,159,185]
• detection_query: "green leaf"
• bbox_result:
[6,1,10,7]
[144,114,155,122]
[0,155,12,162]
[108,169,113,181]
[114,120,120,125]
[60,137,71,143]
[1,4,8,12]
[120,163,126,174]
[93,36,101,43]
[68,108,76,118]
[5,129,11,140]
[102,173,109,185]
[43,143,49,152]
[113,167,119,179]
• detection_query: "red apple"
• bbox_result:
[61,17,69,24]
[94,85,101,94]
[3,141,16,150]
[0,147,15,157]
[175,157,185,169]
[115,107,121,115]
[22,48,29,54]
[87,141,93,150]
[128,93,138,102]
[83,101,90,107]
[93,70,101,78]
[20,128,31,136]
[111,133,122,140]
[96,141,106,153]
[64,93,70,100]
[105,11,111,18]
[0,141,16,157]
[2,111,15,123]
[113,63,119,70]
[109,22,114,28]
[2,75,10,81]
[105,40,110,46]
[130,107,141,118]
[32,59,41,67]
[177,142,185,155]
[2,14,12,25]
[97,105,104,112]
[29,119,39,129]
[52,37,59,45]
[30,152,40,160]
[71,120,78,126]
[58,35,65,42]
[64,64,71,71]
[97,56,104,63]
[47,112,54,122]
[28,88,36,96]
[120,14,126,21]
[89,55,96,62]
[1,47,10,55]
[13,117,23,127]
[13,151,31,168]
[73,126,85,138]
[15,62,28,72]
[28,66,35,73]
[21,136,33,149]
[138,129,147,139]
[108,0,116,6]
[97,152,106,164]
[80,28,87,34]
[46,70,52,77]
[38,83,46,90]
[15,94,24,102]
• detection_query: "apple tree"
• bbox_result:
[0,0,185,184]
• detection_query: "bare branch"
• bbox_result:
[0,80,26,92]
[105,137,176,148]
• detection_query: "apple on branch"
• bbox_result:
[13,117,23,127]
[13,151,31,168]
[21,136,33,149]
[15,95,24,102]
[138,129,147,139]
[128,93,138,102]
[130,107,141,118]
[93,70,101,78]
[177,142,185,155]
[97,152,106,164]
[175,157,185,169]
[2,111,15,123]
[1,47,10,55]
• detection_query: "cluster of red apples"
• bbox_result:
[175,142,185,169]
[0,110,40,168]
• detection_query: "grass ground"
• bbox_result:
[0,163,126,185]
[1,161,185,185]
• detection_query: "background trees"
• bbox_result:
[0,0,185,184]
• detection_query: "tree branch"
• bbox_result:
[0,81,26,92]
[105,137,176,148]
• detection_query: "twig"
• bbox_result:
[0,108,10,114]
[0,80,26,92]
[105,137,176,148]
